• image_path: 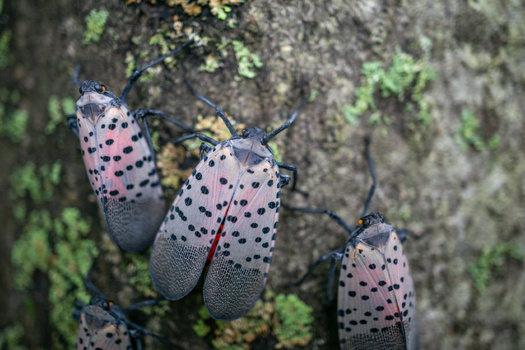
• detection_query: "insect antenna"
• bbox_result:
[72,64,82,87]
[185,78,237,136]
[83,260,104,297]
[360,135,377,218]
[263,96,306,144]
[120,38,194,102]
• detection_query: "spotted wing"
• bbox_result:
[337,227,418,350]
[76,306,131,350]
[150,143,239,300]
[78,105,165,252]
[203,159,280,320]
[76,112,102,203]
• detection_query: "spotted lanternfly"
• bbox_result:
[336,212,419,350]
[149,84,304,320]
[74,264,179,349]
[74,295,133,350]
[286,138,419,350]
[67,40,194,252]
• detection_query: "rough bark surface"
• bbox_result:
[2,0,525,349]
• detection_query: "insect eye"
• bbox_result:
[362,217,370,227]
[94,83,104,93]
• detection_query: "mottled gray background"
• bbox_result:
[1,0,524,349]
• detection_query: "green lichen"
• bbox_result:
[0,89,28,143]
[199,55,221,73]
[13,202,27,223]
[49,208,97,347]
[193,305,212,337]
[345,38,436,133]
[0,323,27,350]
[468,243,523,294]
[195,292,313,349]
[0,105,28,143]
[11,210,53,290]
[10,156,96,348]
[268,141,282,163]
[232,40,263,79]
[12,207,97,349]
[455,109,500,152]
[273,294,314,349]
[308,89,319,103]
[9,161,62,204]
[46,96,75,135]
[127,253,157,297]
[0,29,12,69]
[83,9,109,45]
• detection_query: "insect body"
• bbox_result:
[286,138,419,350]
[150,86,304,320]
[75,295,133,350]
[74,263,178,350]
[337,212,418,350]
[75,81,166,252]
[68,40,193,252]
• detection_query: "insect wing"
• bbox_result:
[76,306,131,350]
[204,159,280,320]
[77,114,102,201]
[150,144,239,300]
[338,225,418,350]
[77,103,165,252]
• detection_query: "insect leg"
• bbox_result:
[185,78,237,137]
[72,300,84,322]
[276,162,298,191]
[134,108,196,154]
[121,299,165,313]
[120,39,194,102]
[326,256,339,305]
[263,96,307,143]
[66,114,79,138]
[199,142,212,160]
[126,319,184,350]
[284,206,354,234]
[279,174,291,187]
[129,330,143,350]
[167,132,219,147]
[134,108,195,134]
[286,247,345,288]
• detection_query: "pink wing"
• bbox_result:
[337,227,418,350]
[76,306,131,350]
[77,115,102,199]
[203,159,280,320]
[149,143,239,300]
[77,104,165,252]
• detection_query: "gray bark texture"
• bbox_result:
[1,0,524,349]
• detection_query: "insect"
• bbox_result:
[67,39,194,252]
[74,263,179,350]
[149,82,305,320]
[286,138,419,350]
